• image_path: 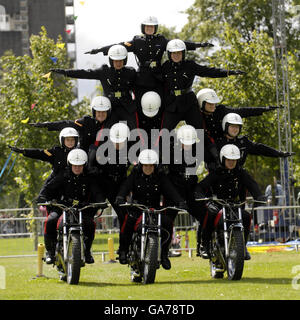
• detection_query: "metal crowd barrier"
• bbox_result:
[0,204,299,258]
[250,204,300,243]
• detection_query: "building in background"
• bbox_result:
[0,0,76,63]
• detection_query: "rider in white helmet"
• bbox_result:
[9,127,79,181]
[37,148,107,265]
[29,96,116,152]
[211,113,295,168]
[161,40,246,133]
[88,122,131,230]
[196,87,282,142]
[194,143,265,260]
[85,18,214,111]
[50,43,137,130]
[136,91,163,147]
[115,148,187,270]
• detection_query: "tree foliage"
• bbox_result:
[178,2,300,190]
[0,27,89,207]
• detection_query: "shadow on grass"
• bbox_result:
[76,277,293,287]
[155,277,292,285]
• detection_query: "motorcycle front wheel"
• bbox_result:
[226,229,244,280]
[143,233,158,284]
[66,232,82,285]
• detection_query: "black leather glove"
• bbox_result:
[28,122,49,128]
[88,166,99,175]
[84,49,101,54]
[195,42,214,48]
[50,68,66,75]
[194,191,206,200]
[280,151,295,157]
[36,196,47,204]
[254,195,267,207]
[207,201,220,214]
[178,201,188,211]
[115,196,125,206]
[228,69,246,76]
[8,145,24,154]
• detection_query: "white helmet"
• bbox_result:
[141,91,161,117]
[59,127,79,147]
[222,113,243,133]
[109,123,130,143]
[91,96,111,112]
[108,45,127,60]
[141,16,158,34]
[138,149,159,165]
[166,39,186,61]
[67,149,88,166]
[142,16,158,26]
[177,125,197,145]
[219,144,240,164]
[196,88,221,110]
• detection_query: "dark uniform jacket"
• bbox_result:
[39,115,115,152]
[195,167,263,202]
[61,65,137,113]
[117,166,184,208]
[135,110,163,148]
[94,34,199,88]
[202,104,274,143]
[90,141,130,185]
[162,60,232,113]
[21,146,71,174]
[37,169,106,213]
[214,135,285,166]
[167,142,199,189]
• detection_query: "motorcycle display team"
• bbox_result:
[9,16,294,284]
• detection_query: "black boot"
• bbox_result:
[244,229,251,260]
[44,235,56,264]
[118,250,128,264]
[84,238,95,264]
[161,251,171,270]
[200,239,211,259]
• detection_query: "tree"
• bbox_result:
[183,24,300,188]
[182,0,299,49]
[0,27,89,207]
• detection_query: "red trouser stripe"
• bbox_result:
[213,210,223,228]
[134,215,142,232]
[202,211,208,229]
[121,213,128,234]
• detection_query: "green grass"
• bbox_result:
[0,230,197,256]
[0,251,299,300]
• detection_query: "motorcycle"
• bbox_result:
[39,201,107,284]
[120,203,185,284]
[197,197,247,280]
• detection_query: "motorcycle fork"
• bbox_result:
[223,206,229,257]
[63,210,68,261]
[226,207,244,257]
[141,211,146,261]
[157,212,161,265]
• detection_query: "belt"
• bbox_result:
[140,61,160,68]
[108,91,131,99]
[170,87,193,96]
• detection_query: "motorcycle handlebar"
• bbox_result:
[119,203,187,213]
[195,197,266,207]
[38,202,108,211]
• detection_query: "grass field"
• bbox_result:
[0,251,299,300]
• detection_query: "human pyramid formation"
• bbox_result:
[9,16,294,270]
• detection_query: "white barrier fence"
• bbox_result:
[0,204,299,258]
